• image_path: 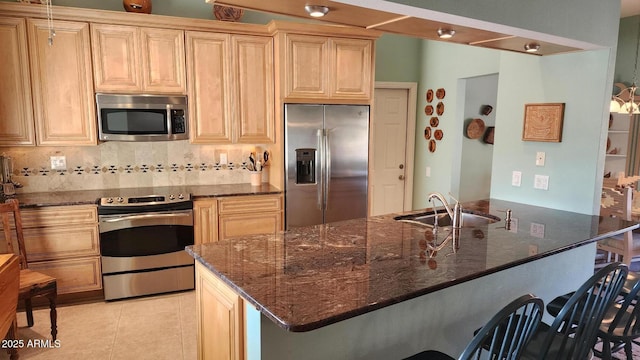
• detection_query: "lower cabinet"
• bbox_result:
[0,205,101,295]
[195,261,244,360]
[194,194,283,244]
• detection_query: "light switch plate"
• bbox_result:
[50,156,66,170]
[425,166,431,177]
[219,153,228,165]
[536,152,545,166]
[534,174,549,190]
[530,222,545,238]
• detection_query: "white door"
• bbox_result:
[370,84,416,216]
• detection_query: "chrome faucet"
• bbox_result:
[427,192,462,228]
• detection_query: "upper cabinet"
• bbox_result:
[187,32,274,144]
[0,17,35,146]
[232,35,274,144]
[91,24,186,94]
[186,31,233,143]
[280,33,373,102]
[28,19,96,146]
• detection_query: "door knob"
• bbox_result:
[399,175,405,180]
[399,164,404,169]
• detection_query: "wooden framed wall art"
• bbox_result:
[522,103,565,142]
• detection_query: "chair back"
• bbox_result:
[458,294,544,360]
[537,262,628,359]
[601,186,632,221]
[0,199,28,269]
[605,275,640,339]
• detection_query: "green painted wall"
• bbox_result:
[614,16,640,85]
[374,34,422,82]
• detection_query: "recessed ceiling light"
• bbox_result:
[524,43,541,53]
[305,5,329,17]
[437,28,456,39]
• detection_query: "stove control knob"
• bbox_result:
[116,197,124,203]
[169,194,175,200]
[178,193,184,199]
[105,198,113,204]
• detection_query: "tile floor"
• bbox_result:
[1,290,196,360]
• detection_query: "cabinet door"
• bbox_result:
[330,38,372,99]
[219,212,282,241]
[284,34,329,99]
[28,19,96,146]
[0,17,35,146]
[29,257,102,294]
[186,31,233,143]
[195,261,244,360]
[232,35,275,143]
[194,198,218,245]
[91,24,142,92]
[140,27,186,94]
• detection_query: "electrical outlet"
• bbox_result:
[534,175,549,190]
[511,171,522,187]
[425,166,431,177]
[50,156,66,170]
[219,153,228,165]
[536,152,545,166]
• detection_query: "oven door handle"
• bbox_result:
[99,210,193,233]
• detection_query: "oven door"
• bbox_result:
[99,209,194,274]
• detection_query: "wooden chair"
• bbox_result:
[1,199,57,341]
[403,294,544,360]
[0,254,19,360]
[598,186,640,266]
[521,262,628,360]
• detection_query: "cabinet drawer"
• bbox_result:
[21,205,97,228]
[217,195,282,214]
[29,257,102,295]
[0,225,99,261]
[218,212,282,240]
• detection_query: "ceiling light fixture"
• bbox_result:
[304,5,329,18]
[610,18,640,117]
[524,43,540,53]
[436,28,455,39]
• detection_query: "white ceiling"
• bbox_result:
[622,0,640,18]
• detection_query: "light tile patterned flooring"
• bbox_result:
[0,291,196,360]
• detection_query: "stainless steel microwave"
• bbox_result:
[96,94,188,141]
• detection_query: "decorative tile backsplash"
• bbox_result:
[1,141,266,193]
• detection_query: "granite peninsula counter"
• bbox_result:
[187,199,639,360]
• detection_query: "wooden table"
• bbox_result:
[0,254,19,360]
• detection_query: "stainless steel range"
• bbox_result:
[98,191,194,301]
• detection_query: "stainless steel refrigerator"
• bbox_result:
[285,104,369,228]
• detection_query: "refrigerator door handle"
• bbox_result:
[325,129,332,210]
[317,129,324,211]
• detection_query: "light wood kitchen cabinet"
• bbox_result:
[91,24,186,94]
[194,198,219,245]
[0,17,35,146]
[282,33,373,101]
[195,261,244,360]
[187,33,274,144]
[232,35,275,143]
[28,19,96,146]
[194,194,283,243]
[186,31,233,143]
[217,194,283,241]
[0,205,101,295]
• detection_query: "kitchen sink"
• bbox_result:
[394,210,500,228]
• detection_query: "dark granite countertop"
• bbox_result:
[12,184,282,208]
[186,198,639,332]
